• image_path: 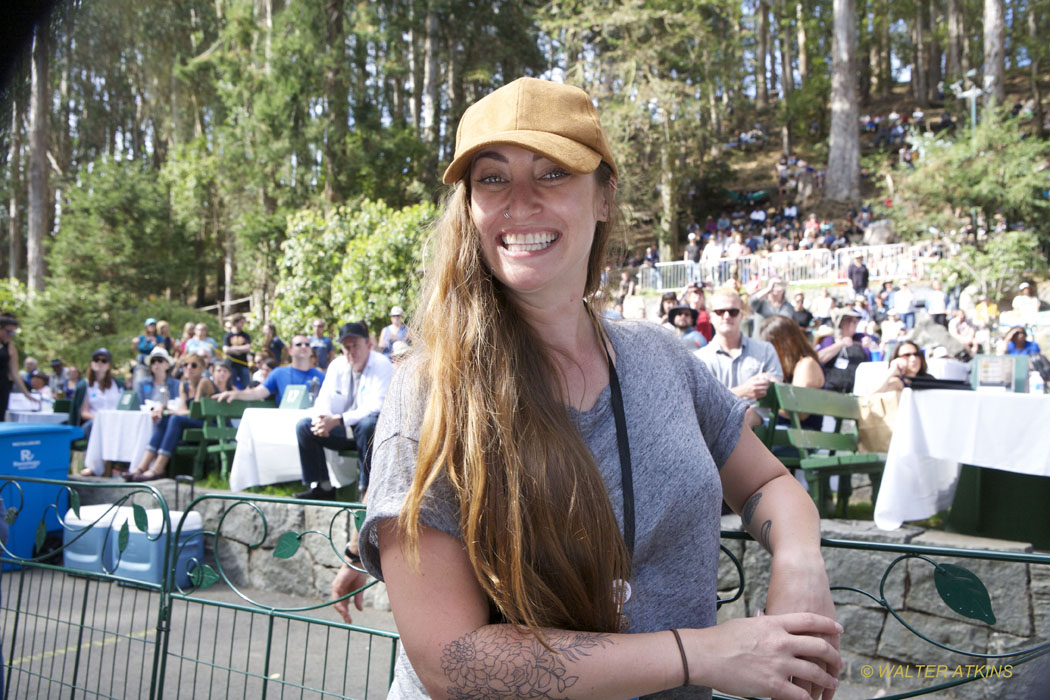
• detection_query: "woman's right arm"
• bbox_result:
[378,521,840,700]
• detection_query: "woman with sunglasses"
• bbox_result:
[869,340,930,395]
[78,348,123,475]
[136,347,180,407]
[343,79,840,700]
[125,353,218,482]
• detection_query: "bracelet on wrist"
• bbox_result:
[344,543,362,566]
[670,628,690,687]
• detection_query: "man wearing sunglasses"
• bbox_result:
[214,334,324,406]
[695,289,782,412]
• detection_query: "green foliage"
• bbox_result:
[51,158,193,295]
[271,200,437,340]
[889,111,1050,244]
[935,231,1048,304]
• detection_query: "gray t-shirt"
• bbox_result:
[360,319,748,699]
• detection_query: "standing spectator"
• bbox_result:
[222,313,252,389]
[133,318,161,365]
[295,322,393,499]
[683,232,701,282]
[185,323,218,360]
[726,232,749,259]
[0,314,36,418]
[78,348,124,469]
[846,254,869,295]
[892,281,916,329]
[309,319,335,371]
[667,306,707,350]
[695,289,783,410]
[217,333,325,406]
[261,322,287,365]
[378,306,409,357]
[791,291,813,329]
[926,280,949,327]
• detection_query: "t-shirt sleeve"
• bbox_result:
[359,362,461,582]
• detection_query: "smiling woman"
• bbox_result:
[346,78,842,700]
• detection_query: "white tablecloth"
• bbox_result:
[5,410,68,424]
[874,388,1050,530]
[228,408,357,491]
[84,410,155,474]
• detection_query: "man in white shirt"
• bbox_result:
[294,322,393,500]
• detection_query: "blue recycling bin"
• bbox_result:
[0,423,83,568]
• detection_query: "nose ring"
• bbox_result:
[504,209,511,219]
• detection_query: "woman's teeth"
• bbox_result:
[502,232,556,252]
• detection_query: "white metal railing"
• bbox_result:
[638,243,918,292]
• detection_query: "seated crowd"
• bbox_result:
[12,307,413,496]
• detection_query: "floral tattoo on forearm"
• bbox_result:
[441,627,611,699]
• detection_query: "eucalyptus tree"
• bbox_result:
[825,0,858,203]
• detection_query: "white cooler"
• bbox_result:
[63,504,130,575]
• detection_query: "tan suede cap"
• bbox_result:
[442,77,618,185]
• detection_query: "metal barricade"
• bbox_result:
[638,243,921,293]
[2,475,1048,699]
[0,478,396,700]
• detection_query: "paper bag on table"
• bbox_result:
[856,390,899,453]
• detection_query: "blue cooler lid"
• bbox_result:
[0,423,84,440]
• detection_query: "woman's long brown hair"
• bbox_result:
[759,314,820,382]
[399,163,630,641]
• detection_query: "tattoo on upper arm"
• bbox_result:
[441,628,611,699]
[759,519,772,551]
[742,492,762,526]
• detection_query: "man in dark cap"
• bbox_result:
[294,322,393,500]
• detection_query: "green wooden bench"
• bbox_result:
[195,397,275,481]
[759,383,885,518]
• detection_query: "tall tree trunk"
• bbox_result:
[756,0,770,109]
[1030,5,1045,137]
[796,0,809,83]
[826,0,859,203]
[8,99,22,281]
[27,24,50,293]
[777,0,793,153]
[422,5,440,185]
[657,109,676,258]
[926,0,941,104]
[879,5,891,97]
[983,0,1005,106]
[323,0,348,203]
[868,12,880,98]
[857,0,871,103]
[946,0,964,81]
[912,7,929,106]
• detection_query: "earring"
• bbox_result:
[504,209,511,219]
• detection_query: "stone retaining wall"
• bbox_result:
[73,481,1048,699]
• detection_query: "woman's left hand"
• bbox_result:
[764,554,839,700]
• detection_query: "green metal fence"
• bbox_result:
[0,477,396,699]
[1,475,1048,699]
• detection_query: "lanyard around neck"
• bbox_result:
[600,335,635,559]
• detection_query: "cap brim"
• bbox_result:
[442,130,604,185]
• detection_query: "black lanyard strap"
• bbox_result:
[600,336,635,559]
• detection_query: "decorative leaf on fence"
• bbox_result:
[273,531,301,559]
[4,507,17,526]
[189,564,219,589]
[69,490,81,520]
[35,518,46,554]
[353,509,366,533]
[933,563,996,625]
[118,520,130,553]
[132,504,148,533]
